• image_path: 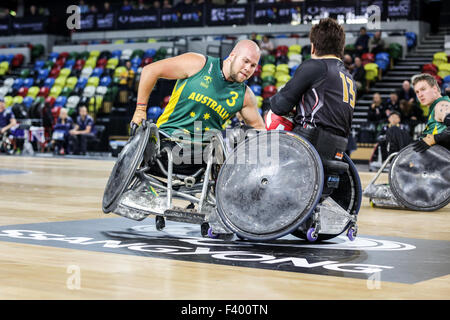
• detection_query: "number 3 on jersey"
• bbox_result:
[339,72,355,108]
[226,91,239,107]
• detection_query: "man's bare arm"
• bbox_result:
[239,86,265,130]
[132,53,207,125]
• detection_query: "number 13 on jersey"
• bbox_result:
[339,72,355,108]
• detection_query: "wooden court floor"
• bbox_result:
[0,155,448,300]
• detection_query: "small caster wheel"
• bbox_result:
[207,227,218,239]
[347,226,357,241]
[201,222,210,237]
[306,227,318,242]
[155,216,165,231]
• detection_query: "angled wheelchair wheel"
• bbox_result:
[389,144,450,211]
[291,153,362,241]
[215,131,324,241]
[102,122,156,213]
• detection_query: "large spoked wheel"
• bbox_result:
[291,153,362,242]
[215,131,324,241]
[389,144,450,211]
[102,122,156,213]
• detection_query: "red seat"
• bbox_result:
[142,57,153,66]
[51,106,61,123]
[12,54,24,68]
[253,65,262,77]
[422,63,438,75]
[162,95,170,108]
[74,59,85,70]
[49,67,61,78]
[45,96,56,107]
[38,87,50,97]
[276,45,289,56]
[17,87,28,97]
[361,53,375,63]
[262,85,277,99]
[58,52,69,59]
[96,58,107,68]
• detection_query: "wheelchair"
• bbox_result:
[363,144,450,211]
[102,121,361,242]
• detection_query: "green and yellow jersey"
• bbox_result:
[422,96,450,137]
[156,56,246,141]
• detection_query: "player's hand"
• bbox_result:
[412,139,430,153]
[131,105,147,126]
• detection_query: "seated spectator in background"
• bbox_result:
[343,54,353,71]
[397,80,416,105]
[121,0,134,11]
[351,56,366,96]
[78,0,89,14]
[354,27,370,57]
[368,31,385,55]
[377,111,412,159]
[0,98,17,137]
[51,108,73,155]
[368,92,387,124]
[260,35,274,55]
[162,0,172,8]
[249,33,259,46]
[69,106,96,156]
[384,91,400,114]
[89,4,98,13]
[26,5,39,17]
[152,1,161,9]
[399,99,424,136]
[137,0,149,10]
[102,2,112,12]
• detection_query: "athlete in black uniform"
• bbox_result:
[269,18,355,196]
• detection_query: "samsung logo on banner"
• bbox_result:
[388,0,410,17]
[97,13,114,28]
[119,14,157,24]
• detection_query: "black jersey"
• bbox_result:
[269,58,355,137]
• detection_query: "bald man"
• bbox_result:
[131,40,265,141]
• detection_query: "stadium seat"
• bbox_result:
[3,96,13,107]
[92,67,104,78]
[422,63,438,75]
[100,76,112,87]
[66,77,78,89]
[17,87,28,97]
[432,52,447,68]
[55,96,67,108]
[81,67,93,78]
[49,85,63,98]
[144,49,156,58]
[13,95,24,105]
[60,86,73,97]
[0,86,8,98]
[23,78,34,88]
[288,44,302,55]
[12,78,24,91]
[250,84,262,96]
[87,76,100,87]
[364,63,379,82]
[76,77,88,90]
[106,58,119,69]
[437,63,450,79]
[45,96,56,107]
[85,57,97,69]
[38,87,50,97]
[27,86,39,98]
[55,76,67,88]
[23,96,33,108]
[262,85,277,99]
[59,68,71,78]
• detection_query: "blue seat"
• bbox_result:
[34,60,45,70]
[12,78,24,90]
[38,68,49,80]
[55,96,67,107]
[65,59,76,69]
[100,76,112,87]
[44,77,55,88]
[0,55,5,62]
[76,77,87,89]
[5,54,14,63]
[144,49,156,58]
[375,59,389,72]
[23,78,34,88]
[250,84,262,96]
[147,106,163,121]
[111,50,122,58]
[92,67,104,77]
[290,65,298,76]
[375,52,390,63]
[443,75,450,84]
[131,57,141,68]
[23,96,34,108]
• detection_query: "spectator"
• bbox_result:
[259,35,274,56]
[368,92,387,124]
[399,99,424,136]
[384,91,400,114]
[51,108,73,155]
[89,4,98,13]
[0,98,17,137]
[78,0,89,14]
[121,0,134,11]
[397,80,416,105]
[377,111,412,159]
[69,106,96,155]
[343,54,353,71]
[102,2,112,12]
[162,0,172,8]
[354,27,370,57]
[351,56,366,95]
[368,31,385,55]
[249,33,259,46]
[26,5,39,17]
[125,60,136,89]
[152,1,161,9]
[137,0,148,10]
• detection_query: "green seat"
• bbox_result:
[20,68,30,78]
[61,86,73,96]
[262,75,276,85]
[132,49,144,58]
